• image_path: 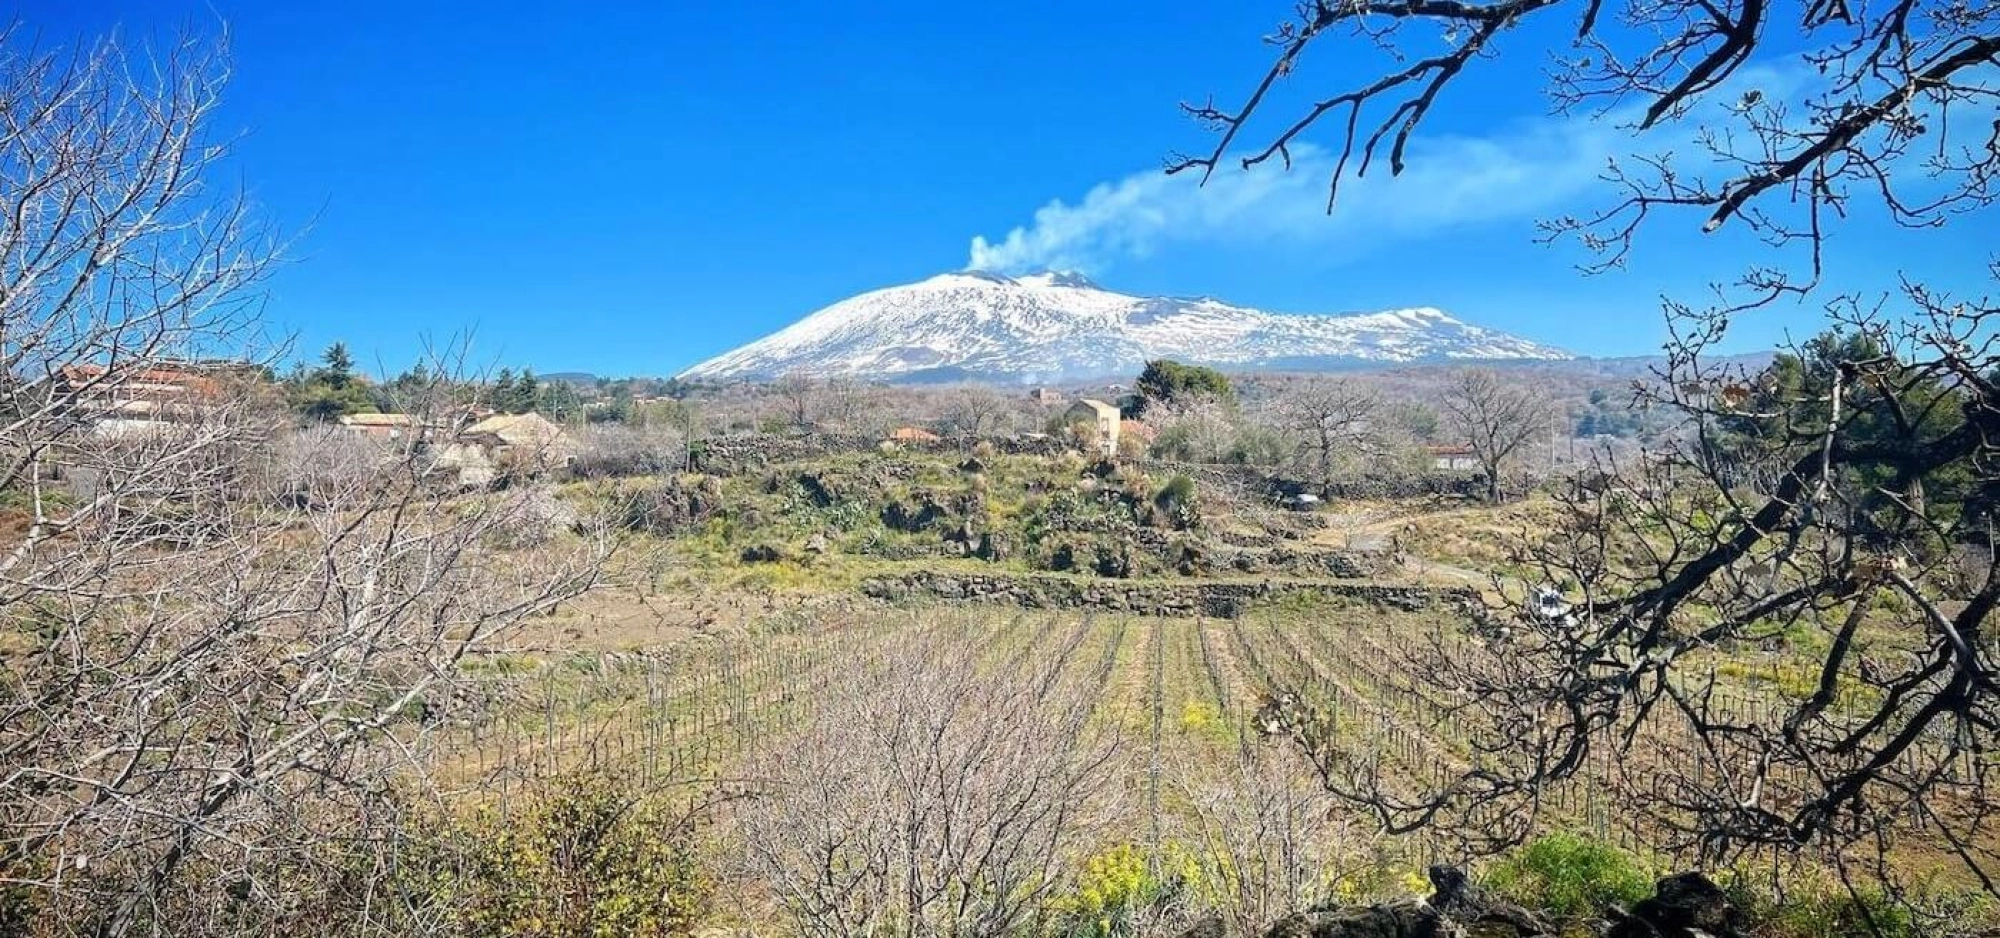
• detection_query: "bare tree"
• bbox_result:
[0,32,613,935]
[1437,369,1547,502]
[1174,748,1355,937]
[1264,296,2000,924]
[819,376,884,435]
[1169,0,1998,310]
[1266,376,1382,489]
[737,630,1115,938]
[1178,0,1999,916]
[770,371,819,432]
[938,384,1011,441]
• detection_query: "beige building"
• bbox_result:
[337,412,420,440]
[1062,399,1122,457]
[463,412,575,461]
[428,412,577,488]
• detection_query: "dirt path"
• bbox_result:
[1309,503,1501,589]
[1310,502,1489,550]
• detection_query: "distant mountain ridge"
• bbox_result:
[678,271,1573,383]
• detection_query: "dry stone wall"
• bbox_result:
[860,570,1475,619]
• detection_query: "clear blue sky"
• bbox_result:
[17,2,1994,377]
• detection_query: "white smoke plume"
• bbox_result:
[968,114,1631,274]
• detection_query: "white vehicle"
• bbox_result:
[1530,585,1574,622]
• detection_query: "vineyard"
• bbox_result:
[434,590,1982,928]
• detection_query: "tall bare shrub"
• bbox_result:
[738,632,1115,938]
[0,30,613,936]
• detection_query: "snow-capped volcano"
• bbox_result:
[678,271,1570,383]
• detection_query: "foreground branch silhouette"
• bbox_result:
[0,31,614,936]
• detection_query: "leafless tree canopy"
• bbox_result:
[771,371,821,432]
[1173,0,1999,304]
[0,32,613,936]
[1262,293,2000,918]
[1439,368,1550,502]
[737,631,1116,938]
[1173,748,1353,938]
[939,384,1013,440]
[1188,0,2000,916]
[1264,376,1384,485]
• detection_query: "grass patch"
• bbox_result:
[1484,831,1654,918]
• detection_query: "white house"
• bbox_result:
[1428,445,1480,472]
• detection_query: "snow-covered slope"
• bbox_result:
[678,271,1570,382]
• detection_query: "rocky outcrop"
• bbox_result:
[1178,913,1227,938]
[1426,866,1549,936]
[860,571,1475,619]
[691,432,1063,475]
[794,470,844,508]
[613,475,724,536]
[739,543,785,563]
[1605,873,1746,938]
[881,490,986,534]
[1175,867,1747,938]
[1263,902,1441,938]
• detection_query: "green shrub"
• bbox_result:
[1049,844,1183,938]
[1227,425,1290,467]
[1731,876,2000,938]
[1484,832,1652,918]
[418,773,710,938]
[1153,475,1199,530]
[1091,541,1135,578]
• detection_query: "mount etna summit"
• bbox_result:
[678,271,1570,383]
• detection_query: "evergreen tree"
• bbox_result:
[513,370,540,414]
[284,341,374,421]
[1132,359,1234,416]
[537,379,583,419]
[491,369,516,412]
[1716,329,1972,542]
[321,342,355,389]
[400,361,431,388]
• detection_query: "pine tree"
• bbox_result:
[514,370,540,414]
[492,369,516,412]
[321,342,355,390]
